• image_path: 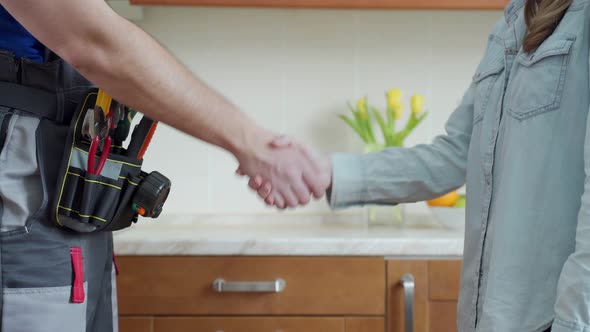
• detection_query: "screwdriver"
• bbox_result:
[96,89,113,117]
[127,116,158,160]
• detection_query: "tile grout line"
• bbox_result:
[352,10,361,152]
[280,10,288,134]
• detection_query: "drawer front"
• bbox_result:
[153,317,345,332]
[428,260,462,301]
[117,257,385,315]
[119,317,154,332]
[346,318,385,332]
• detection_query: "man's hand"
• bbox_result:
[238,136,332,209]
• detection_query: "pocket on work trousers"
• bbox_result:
[2,283,88,332]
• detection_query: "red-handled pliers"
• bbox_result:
[87,135,112,176]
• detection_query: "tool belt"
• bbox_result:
[0,81,170,233]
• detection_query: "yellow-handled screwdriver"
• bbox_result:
[96,89,113,117]
[84,89,113,141]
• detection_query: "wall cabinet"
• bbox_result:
[130,0,509,10]
[117,257,461,332]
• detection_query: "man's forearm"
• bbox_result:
[1,0,261,157]
[69,18,261,156]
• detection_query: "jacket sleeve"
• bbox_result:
[551,106,590,332]
[328,84,475,209]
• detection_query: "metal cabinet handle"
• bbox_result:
[401,274,415,332]
[212,278,286,293]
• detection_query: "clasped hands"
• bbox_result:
[236,135,332,209]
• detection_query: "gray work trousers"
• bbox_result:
[0,50,118,332]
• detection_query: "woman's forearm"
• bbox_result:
[329,85,476,208]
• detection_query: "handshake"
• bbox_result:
[235,132,333,209]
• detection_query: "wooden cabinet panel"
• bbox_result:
[117,256,385,316]
[117,257,462,332]
[119,317,154,332]
[346,318,385,332]
[429,301,458,332]
[428,260,462,301]
[131,0,510,10]
[387,260,429,332]
[153,317,344,332]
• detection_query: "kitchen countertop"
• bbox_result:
[113,214,465,257]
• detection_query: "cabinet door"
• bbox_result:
[428,261,461,301]
[119,317,153,332]
[387,260,429,332]
[153,317,344,332]
[428,260,462,332]
[429,302,458,332]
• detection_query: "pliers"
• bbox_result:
[87,135,112,176]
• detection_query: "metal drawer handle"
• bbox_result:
[212,278,286,293]
[401,274,415,332]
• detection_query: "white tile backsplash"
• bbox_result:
[136,7,502,215]
[281,10,358,152]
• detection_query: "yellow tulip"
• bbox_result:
[357,97,368,120]
[387,89,402,108]
[411,94,425,115]
[387,89,403,119]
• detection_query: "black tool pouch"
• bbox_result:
[50,89,144,232]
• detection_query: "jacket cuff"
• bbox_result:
[552,318,590,332]
[327,153,367,209]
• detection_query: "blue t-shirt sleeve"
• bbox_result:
[0,6,45,63]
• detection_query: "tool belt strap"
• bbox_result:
[0,81,58,121]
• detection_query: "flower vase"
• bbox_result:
[363,144,405,227]
[367,204,405,227]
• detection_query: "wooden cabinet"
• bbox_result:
[387,260,429,332]
[117,257,461,332]
[386,259,462,332]
[427,260,462,332]
[130,0,510,10]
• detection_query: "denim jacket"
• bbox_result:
[330,1,590,331]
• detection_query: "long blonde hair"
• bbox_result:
[523,0,573,52]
